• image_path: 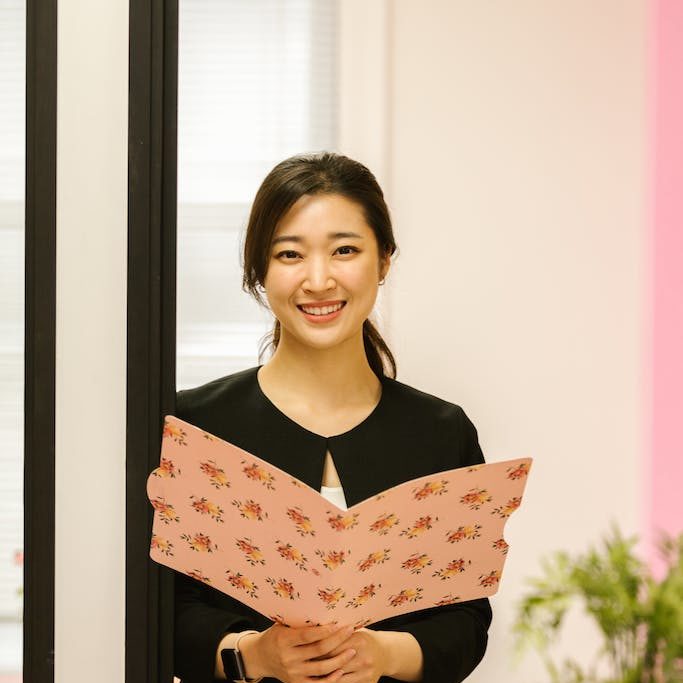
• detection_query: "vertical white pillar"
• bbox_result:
[55,2,128,682]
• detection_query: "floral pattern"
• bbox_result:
[401,553,432,574]
[412,479,449,500]
[327,512,360,531]
[369,512,399,535]
[190,495,224,522]
[242,460,276,490]
[180,532,217,553]
[315,549,349,570]
[147,415,532,628]
[236,537,265,566]
[200,460,230,489]
[446,524,482,543]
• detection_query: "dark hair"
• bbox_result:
[242,151,399,379]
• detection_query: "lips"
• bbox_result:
[296,301,347,320]
[296,300,346,308]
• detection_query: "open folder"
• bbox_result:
[147,415,532,628]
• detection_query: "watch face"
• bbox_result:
[221,648,245,681]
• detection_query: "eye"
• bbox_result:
[335,245,359,256]
[275,250,300,260]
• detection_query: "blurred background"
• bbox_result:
[3,1,681,681]
[174,2,678,678]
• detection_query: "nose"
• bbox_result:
[302,255,336,292]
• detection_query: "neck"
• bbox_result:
[259,327,381,411]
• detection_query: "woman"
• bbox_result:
[173,152,492,683]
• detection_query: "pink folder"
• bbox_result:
[147,416,532,628]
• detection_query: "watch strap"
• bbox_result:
[221,630,262,683]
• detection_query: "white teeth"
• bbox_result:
[301,302,344,316]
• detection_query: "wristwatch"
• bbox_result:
[220,630,263,683]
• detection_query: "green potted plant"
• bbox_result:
[513,525,683,683]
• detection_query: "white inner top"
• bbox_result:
[320,484,348,510]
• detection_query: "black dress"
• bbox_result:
[173,365,492,683]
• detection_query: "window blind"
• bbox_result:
[177,0,338,389]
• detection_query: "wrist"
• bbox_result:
[238,630,268,680]
[365,629,395,678]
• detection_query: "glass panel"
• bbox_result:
[0,1,25,681]
[177,0,338,390]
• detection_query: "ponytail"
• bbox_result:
[258,318,396,380]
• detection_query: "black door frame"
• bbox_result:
[24,1,57,680]
[127,1,179,681]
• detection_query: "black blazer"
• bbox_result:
[173,365,492,683]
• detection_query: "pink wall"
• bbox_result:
[650,0,683,571]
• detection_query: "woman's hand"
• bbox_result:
[322,628,389,683]
[243,622,358,683]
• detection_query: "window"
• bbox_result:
[177,0,338,389]
[0,1,25,679]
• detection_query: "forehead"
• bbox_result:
[273,193,372,239]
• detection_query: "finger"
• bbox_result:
[299,624,355,659]
[292,622,342,646]
[302,647,356,678]
[304,666,346,683]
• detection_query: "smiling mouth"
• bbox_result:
[296,301,347,316]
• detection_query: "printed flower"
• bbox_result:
[163,421,187,446]
[346,583,380,608]
[286,507,315,536]
[151,497,180,524]
[466,464,485,473]
[327,512,360,532]
[433,558,470,580]
[446,524,482,543]
[181,532,217,553]
[290,478,304,488]
[412,479,448,500]
[242,460,276,490]
[185,569,211,584]
[388,588,423,607]
[151,534,174,557]
[354,617,372,628]
[190,495,224,522]
[357,549,391,572]
[401,553,432,574]
[232,499,268,521]
[200,460,231,489]
[317,587,346,609]
[315,549,348,570]
[478,570,501,588]
[266,577,300,600]
[268,614,288,626]
[202,431,216,441]
[459,488,492,510]
[491,497,521,518]
[492,538,509,554]
[275,541,308,571]
[235,537,265,566]
[506,462,529,480]
[154,456,180,478]
[399,515,437,539]
[226,570,259,599]
[434,593,461,606]
[369,512,399,535]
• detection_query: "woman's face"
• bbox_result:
[262,193,390,352]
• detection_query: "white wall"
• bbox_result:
[55,1,128,682]
[342,1,648,679]
[50,1,647,680]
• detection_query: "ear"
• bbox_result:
[379,252,391,281]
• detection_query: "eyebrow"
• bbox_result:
[271,231,364,246]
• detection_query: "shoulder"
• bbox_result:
[382,374,484,466]
[175,365,259,422]
[382,373,473,427]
